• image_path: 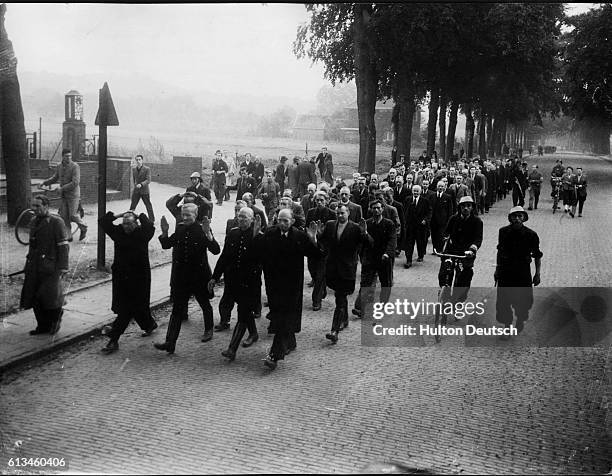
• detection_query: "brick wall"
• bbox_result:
[148,156,204,188]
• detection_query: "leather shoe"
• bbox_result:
[153,342,175,354]
[312,303,322,311]
[221,348,236,361]
[416,257,423,262]
[242,333,259,347]
[201,329,214,342]
[78,225,88,241]
[141,322,158,337]
[101,340,119,354]
[29,328,48,335]
[214,322,230,331]
[325,331,338,343]
[263,355,277,370]
[351,308,362,318]
[404,262,412,269]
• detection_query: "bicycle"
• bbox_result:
[551,176,562,214]
[432,247,472,344]
[15,186,83,245]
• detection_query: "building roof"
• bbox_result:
[292,114,326,131]
[66,90,81,96]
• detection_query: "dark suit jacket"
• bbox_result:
[300,193,316,213]
[320,220,366,286]
[404,196,432,233]
[306,206,336,226]
[351,188,370,212]
[132,165,152,195]
[431,192,454,228]
[339,200,362,223]
[297,160,316,186]
[236,176,256,200]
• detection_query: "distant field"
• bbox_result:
[39,124,424,177]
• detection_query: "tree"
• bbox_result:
[562,4,612,155]
[295,4,379,172]
[0,4,30,224]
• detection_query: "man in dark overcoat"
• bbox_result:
[99,210,157,354]
[209,207,263,361]
[495,206,542,339]
[430,180,454,254]
[352,199,396,317]
[153,204,220,353]
[403,184,432,268]
[259,209,320,369]
[21,195,70,335]
[305,191,336,311]
[319,204,368,343]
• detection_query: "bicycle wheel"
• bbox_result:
[434,286,451,343]
[15,209,35,245]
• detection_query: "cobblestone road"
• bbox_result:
[0,152,610,474]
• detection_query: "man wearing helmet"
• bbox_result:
[438,195,483,305]
[495,206,542,339]
[186,171,213,219]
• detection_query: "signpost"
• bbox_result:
[94,82,119,270]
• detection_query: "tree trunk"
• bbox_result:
[0,5,31,225]
[477,112,487,159]
[353,4,377,173]
[445,101,459,162]
[391,103,399,150]
[438,93,447,161]
[486,115,494,156]
[465,104,475,159]
[426,88,439,157]
[396,80,415,160]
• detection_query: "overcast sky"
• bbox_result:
[6,3,328,102]
[6,3,598,104]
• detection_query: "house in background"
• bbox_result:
[341,101,422,144]
[290,114,327,142]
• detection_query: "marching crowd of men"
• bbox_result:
[24,146,556,369]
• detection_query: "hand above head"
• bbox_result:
[359,218,367,234]
[307,221,318,241]
[253,214,262,237]
[201,216,211,236]
[160,216,169,235]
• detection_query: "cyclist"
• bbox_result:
[438,196,483,307]
[550,160,564,193]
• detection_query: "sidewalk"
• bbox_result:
[0,263,175,373]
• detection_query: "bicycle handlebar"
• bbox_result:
[433,249,472,259]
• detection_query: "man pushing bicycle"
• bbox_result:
[437,196,483,308]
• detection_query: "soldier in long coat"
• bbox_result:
[259,209,320,369]
[99,210,157,353]
[21,195,70,335]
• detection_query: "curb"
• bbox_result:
[0,294,172,376]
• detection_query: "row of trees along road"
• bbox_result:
[294,3,612,173]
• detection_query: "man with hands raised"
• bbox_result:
[99,210,157,354]
[153,205,220,354]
